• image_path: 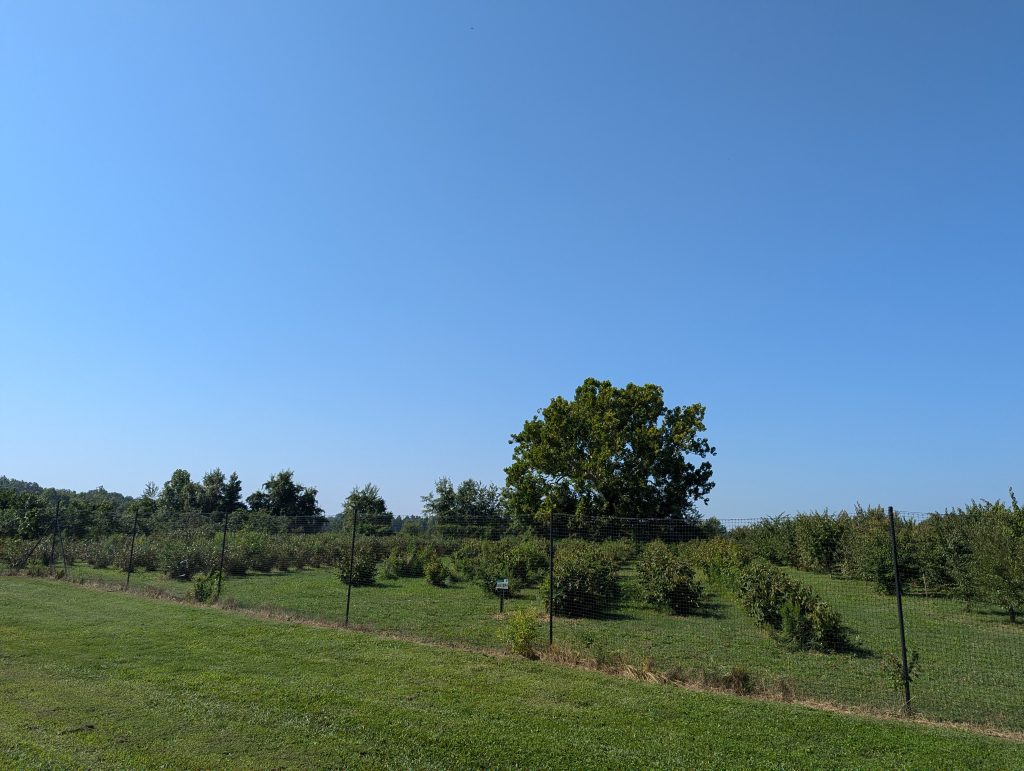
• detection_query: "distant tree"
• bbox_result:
[0,476,44,494]
[421,478,506,538]
[340,483,393,536]
[197,469,247,517]
[397,515,429,535]
[505,378,715,538]
[246,470,325,533]
[159,469,201,523]
[124,482,159,533]
[199,469,227,514]
[0,486,48,538]
[223,472,245,513]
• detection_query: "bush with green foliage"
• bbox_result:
[0,537,20,568]
[636,541,703,614]
[543,539,620,618]
[497,608,541,658]
[840,507,918,594]
[792,511,848,573]
[736,562,845,651]
[453,536,547,596]
[191,572,218,602]
[119,535,160,572]
[381,537,436,579]
[160,536,217,580]
[968,495,1024,622]
[731,516,796,566]
[225,531,277,574]
[424,556,452,587]
[684,537,752,589]
[338,539,386,586]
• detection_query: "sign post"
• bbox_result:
[495,578,509,613]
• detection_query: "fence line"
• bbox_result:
[2,503,1022,732]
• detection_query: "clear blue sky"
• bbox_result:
[2,1,1021,521]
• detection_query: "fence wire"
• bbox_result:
[2,502,1022,733]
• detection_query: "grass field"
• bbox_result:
[1,577,1022,769]
[65,560,1024,732]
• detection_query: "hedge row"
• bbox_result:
[729,501,1024,623]
[687,538,846,651]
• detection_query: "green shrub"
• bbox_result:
[232,531,278,574]
[732,516,796,565]
[191,572,218,602]
[912,513,975,599]
[116,536,160,572]
[385,539,435,578]
[0,537,21,569]
[544,539,620,618]
[454,537,547,596]
[737,562,845,651]
[497,608,541,658]
[684,537,751,590]
[598,538,636,567]
[338,540,384,586]
[310,533,347,567]
[636,541,704,615]
[424,557,451,587]
[160,536,216,580]
[793,512,848,573]
[841,508,918,594]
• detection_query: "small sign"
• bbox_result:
[495,578,509,591]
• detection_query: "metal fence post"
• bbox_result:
[344,508,358,627]
[49,498,60,572]
[125,506,141,589]
[548,513,554,647]
[56,502,69,578]
[887,506,912,714]
[216,509,230,599]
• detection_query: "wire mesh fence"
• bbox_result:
[2,502,1022,733]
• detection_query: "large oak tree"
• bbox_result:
[505,378,715,537]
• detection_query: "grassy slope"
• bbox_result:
[69,561,1024,730]
[1,578,1022,770]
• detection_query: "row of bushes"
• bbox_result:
[687,538,847,651]
[730,500,1023,621]
[737,563,846,651]
[452,537,549,595]
[3,531,706,621]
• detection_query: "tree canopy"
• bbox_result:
[340,483,393,536]
[246,470,325,533]
[504,378,715,537]
[421,477,507,539]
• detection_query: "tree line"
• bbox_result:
[2,378,721,541]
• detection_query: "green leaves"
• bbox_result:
[505,378,715,536]
[421,478,506,538]
[341,483,393,536]
[636,540,704,615]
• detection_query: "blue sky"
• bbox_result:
[2,1,1021,520]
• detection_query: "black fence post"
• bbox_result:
[56,502,69,579]
[344,508,358,627]
[16,530,48,570]
[548,513,554,647]
[125,506,141,589]
[887,505,912,714]
[49,498,60,573]
[216,509,230,599]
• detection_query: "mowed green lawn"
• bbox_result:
[0,578,1021,770]
[69,560,1024,731]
